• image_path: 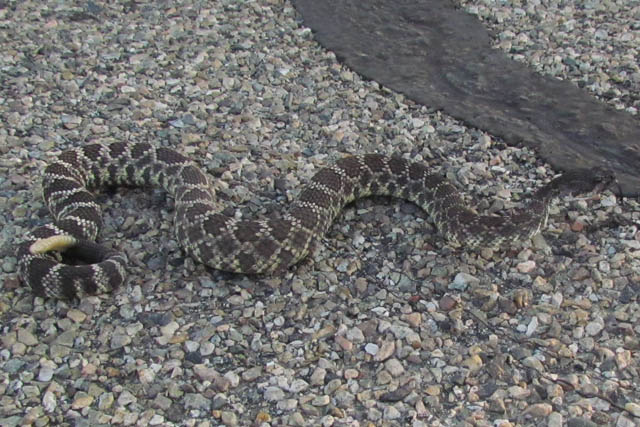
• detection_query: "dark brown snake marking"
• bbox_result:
[16,142,613,299]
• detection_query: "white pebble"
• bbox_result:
[364,343,379,355]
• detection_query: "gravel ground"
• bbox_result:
[458,0,640,116]
[1,1,639,426]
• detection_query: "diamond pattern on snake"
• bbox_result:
[16,142,614,299]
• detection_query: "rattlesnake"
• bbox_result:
[16,142,613,299]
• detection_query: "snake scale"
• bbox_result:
[16,142,613,299]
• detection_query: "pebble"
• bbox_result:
[525,316,539,336]
[37,360,56,382]
[463,354,483,372]
[310,367,326,386]
[98,393,115,410]
[383,406,401,420]
[624,402,640,417]
[508,385,530,400]
[585,319,604,336]
[66,308,87,323]
[439,295,459,311]
[221,411,238,426]
[522,356,544,372]
[17,329,38,347]
[242,366,263,382]
[194,364,220,382]
[402,312,421,328]
[567,418,598,427]
[364,343,379,356]
[548,412,564,427]
[42,391,56,412]
[290,379,309,393]
[311,395,330,406]
[277,399,298,411]
[524,403,553,417]
[72,392,94,410]
[184,393,210,411]
[110,333,131,349]
[384,359,405,376]
[516,260,536,273]
[450,272,479,290]
[138,368,155,384]
[345,327,365,343]
[264,387,285,402]
[117,390,137,407]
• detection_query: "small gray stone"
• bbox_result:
[2,257,16,273]
[449,272,479,290]
[221,411,238,426]
[193,364,220,382]
[117,390,137,406]
[4,359,25,374]
[110,333,131,349]
[311,395,330,406]
[364,343,379,355]
[264,386,285,402]
[53,330,76,347]
[38,360,56,382]
[384,359,405,376]
[242,366,263,382]
[383,405,401,420]
[374,341,395,362]
[548,412,563,427]
[184,393,210,410]
[345,327,364,343]
[310,367,326,385]
[223,371,240,388]
[585,319,604,336]
[17,329,38,346]
[212,394,228,410]
[334,390,355,408]
[289,379,309,393]
[0,416,21,427]
[98,393,115,410]
[277,399,298,411]
[567,418,598,427]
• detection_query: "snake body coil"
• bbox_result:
[16,142,611,299]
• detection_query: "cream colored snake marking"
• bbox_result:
[16,142,614,299]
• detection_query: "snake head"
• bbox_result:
[548,167,618,197]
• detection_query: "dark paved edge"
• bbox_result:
[292,0,640,196]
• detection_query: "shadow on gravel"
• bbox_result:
[293,0,640,196]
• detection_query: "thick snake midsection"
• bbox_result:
[17,142,551,299]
